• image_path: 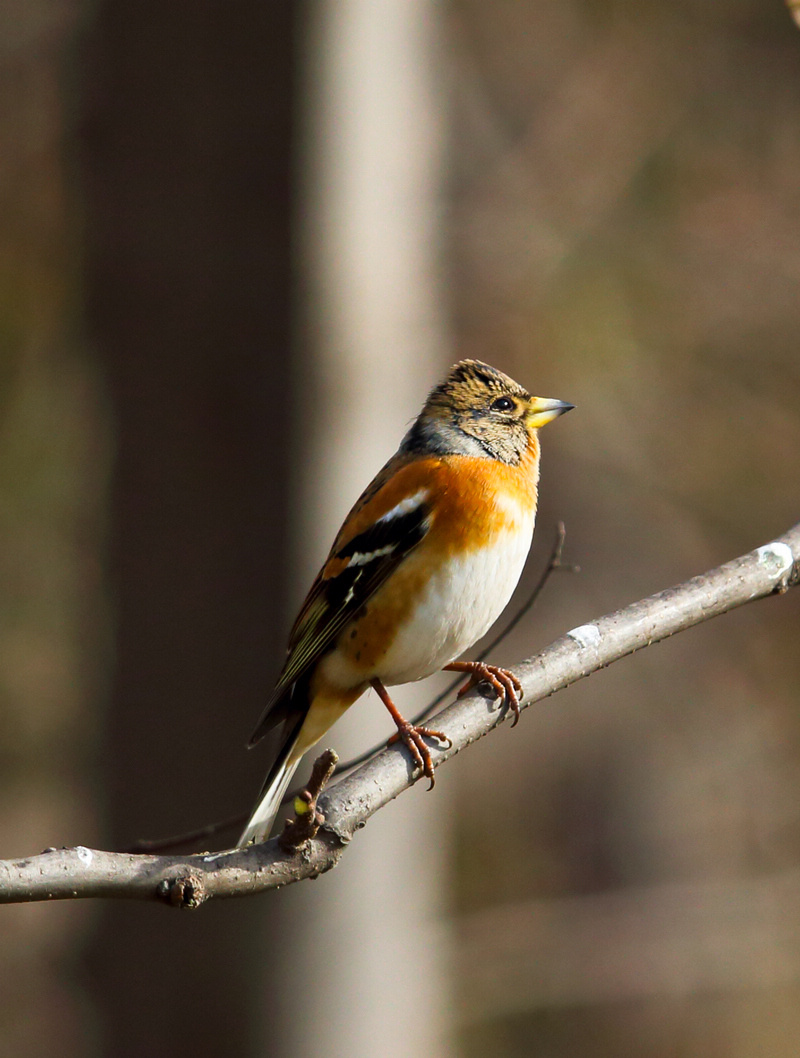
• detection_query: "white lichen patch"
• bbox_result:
[756,541,794,581]
[566,623,602,649]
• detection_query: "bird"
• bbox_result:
[239,359,573,845]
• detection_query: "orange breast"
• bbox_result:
[329,444,540,682]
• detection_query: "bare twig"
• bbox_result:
[1,522,797,907]
[278,749,338,851]
[123,815,248,855]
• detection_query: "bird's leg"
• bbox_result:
[443,661,524,726]
[371,678,451,789]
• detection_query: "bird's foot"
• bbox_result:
[444,661,523,726]
[387,720,451,789]
[371,678,451,789]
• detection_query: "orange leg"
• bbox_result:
[443,661,524,726]
[371,678,451,789]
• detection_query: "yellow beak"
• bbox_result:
[526,396,575,430]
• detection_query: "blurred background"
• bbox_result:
[2,1,800,1055]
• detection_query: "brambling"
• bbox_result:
[239,360,573,845]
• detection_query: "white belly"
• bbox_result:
[378,520,535,685]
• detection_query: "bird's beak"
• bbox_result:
[526,396,575,429]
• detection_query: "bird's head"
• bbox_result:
[405,359,573,465]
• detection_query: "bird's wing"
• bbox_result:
[247,457,434,745]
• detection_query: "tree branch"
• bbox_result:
[2,523,798,908]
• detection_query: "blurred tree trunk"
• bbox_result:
[250,4,455,1056]
[80,3,296,1055]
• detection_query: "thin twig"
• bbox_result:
[124,815,248,854]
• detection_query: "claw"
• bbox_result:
[444,661,524,725]
[389,721,450,788]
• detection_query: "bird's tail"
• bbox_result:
[238,720,303,846]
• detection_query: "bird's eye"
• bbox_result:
[490,396,515,413]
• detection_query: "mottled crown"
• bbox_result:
[423,360,531,415]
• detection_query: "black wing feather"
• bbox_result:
[248,498,430,745]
